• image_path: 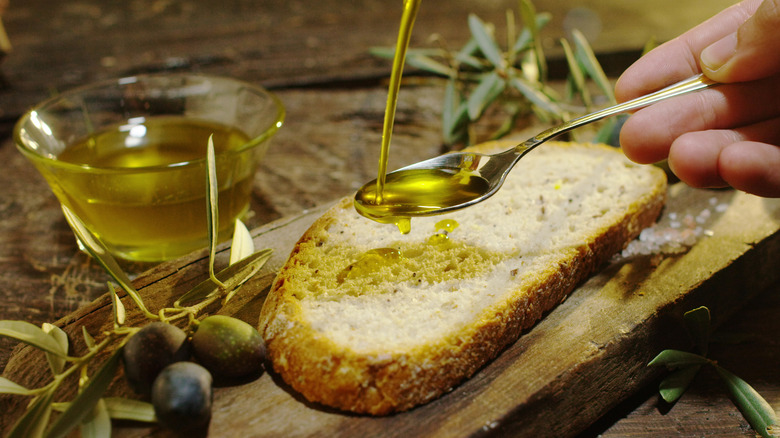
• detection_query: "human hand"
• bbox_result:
[615,0,780,197]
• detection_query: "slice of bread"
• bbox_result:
[258,140,667,415]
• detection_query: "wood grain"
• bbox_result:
[2,185,778,436]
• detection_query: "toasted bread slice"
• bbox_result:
[258,140,667,415]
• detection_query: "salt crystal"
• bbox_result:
[716,203,729,213]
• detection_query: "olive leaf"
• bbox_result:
[230,218,255,265]
[6,388,56,438]
[468,14,504,69]
[42,323,69,375]
[61,205,153,318]
[649,306,778,437]
[488,102,521,141]
[0,376,34,395]
[442,79,469,144]
[658,364,702,403]
[510,12,551,57]
[0,320,68,357]
[175,248,273,306]
[467,71,506,120]
[225,219,260,304]
[44,350,121,438]
[518,0,546,81]
[108,282,127,327]
[369,47,456,77]
[406,52,454,77]
[647,349,711,368]
[571,29,614,104]
[79,398,111,438]
[205,135,226,289]
[103,397,156,422]
[715,365,779,438]
[454,38,485,70]
[82,326,96,350]
[52,397,157,423]
[508,76,561,116]
[560,37,591,107]
[683,306,711,356]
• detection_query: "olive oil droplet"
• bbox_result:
[428,219,460,245]
[337,248,403,283]
[435,219,459,233]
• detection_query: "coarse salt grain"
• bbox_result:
[615,195,731,261]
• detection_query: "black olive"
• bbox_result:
[122,322,190,396]
[152,362,213,433]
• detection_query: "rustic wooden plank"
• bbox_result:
[2,184,778,436]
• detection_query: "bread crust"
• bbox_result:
[258,140,667,415]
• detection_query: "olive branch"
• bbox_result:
[649,306,779,438]
[0,136,272,438]
[371,0,622,148]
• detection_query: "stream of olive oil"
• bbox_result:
[55,117,253,261]
[366,0,422,234]
[358,0,490,233]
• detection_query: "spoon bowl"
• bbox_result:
[355,73,718,226]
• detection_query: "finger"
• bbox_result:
[668,130,735,188]
[667,118,780,196]
[720,117,780,197]
[619,77,780,164]
[615,0,764,102]
[701,0,780,82]
[721,141,780,197]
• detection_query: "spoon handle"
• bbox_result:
[517,73,718,152]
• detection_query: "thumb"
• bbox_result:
[700,0,780,82]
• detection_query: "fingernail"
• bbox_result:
[700,32,737,71]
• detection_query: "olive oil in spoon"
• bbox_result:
[356,74,718,231]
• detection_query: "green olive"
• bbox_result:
[190,315,266,379]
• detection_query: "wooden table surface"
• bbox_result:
[1,0,777,436]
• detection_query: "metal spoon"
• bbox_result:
[355,73,718,224]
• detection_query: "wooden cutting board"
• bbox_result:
[2,183,779,437]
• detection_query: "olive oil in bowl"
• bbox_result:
[42,117,259,262]
[15,73,284,262]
